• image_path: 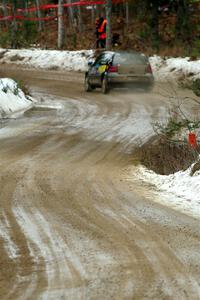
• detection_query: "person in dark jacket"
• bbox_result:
[95,18,100,48]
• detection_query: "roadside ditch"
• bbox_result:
[135,137,199,175]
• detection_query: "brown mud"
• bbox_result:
[0,65,200,300]
[137,137,199,175]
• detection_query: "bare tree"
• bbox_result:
[67,0,74,28]
[77,6,83,33]
[2,0,9,28]
[91,5,95,26]
[176,0,191,42]
[11,0,18,48]
[125,1,129,26]
[105,0,112,50]
[35,0,44,32]
[58,0,65,49]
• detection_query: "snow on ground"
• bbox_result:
[0,211,19,259]
[1,48,200,82]
[0,78,33,118]
[150,55,200,81]
[0,48,93,72]
[0,48,200,216]
[126,163,200,219]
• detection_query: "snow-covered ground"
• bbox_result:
[0,48,93,72]
[126,163,200,219]
[0,48,200,218]
[0,78,33,118]
[1,48,200,81]
[150,55,200,81]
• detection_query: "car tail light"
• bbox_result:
[108,65,118,73]
[146,64,152,74]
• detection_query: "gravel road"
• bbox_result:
[0,66,200,300]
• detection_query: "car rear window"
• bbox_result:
[95,52,113,65]
[113,53,148,65]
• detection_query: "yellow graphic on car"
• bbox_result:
[98,65,107,73]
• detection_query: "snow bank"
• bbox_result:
[0,48,93,72]
[1,48,200,82]
[150,55,200,82]
[0,78,33,117]
[127,164,200,218]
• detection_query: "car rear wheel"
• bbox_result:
[101,76,109,94]
[85,75,92,92]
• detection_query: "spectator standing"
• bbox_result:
[97,17,107,48]
[95,18,100,48]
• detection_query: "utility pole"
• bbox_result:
[105,0,112,50]
[58,0,64,49]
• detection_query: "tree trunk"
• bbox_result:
[35,0,44,32]
[11,0,18,48]
[125,1,129,26]
[58,0,65,49]
[149,0,159,50]
[2,0,9,28]
[78,6,83,33]
[176,0,191,42]
[106,0,112,50]
[91,5,95,26]
[67,0,74,29]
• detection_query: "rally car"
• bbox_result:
[84,50,154,94]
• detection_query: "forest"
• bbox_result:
[0,0,199,56]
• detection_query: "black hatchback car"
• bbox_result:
[84,51,154,94]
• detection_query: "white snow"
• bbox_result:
[150,55,200,81]
[0,48,93,72]
[126,164,200,219]
[0,211,19,259]
[0,49,200,217]
[0,78,33,118]
[1,48,200,82]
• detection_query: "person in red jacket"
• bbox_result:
[97,17,107,48]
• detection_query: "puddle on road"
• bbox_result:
[0,104,60,134]
[24,106,58,118]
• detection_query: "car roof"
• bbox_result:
[97,51,148,62]
[101,50,146,56]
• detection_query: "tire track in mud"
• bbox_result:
[78,176,200,299]
[12,133,199,299]
[0,136,87,300]
[0,68,200,299]
[0,168,45,300]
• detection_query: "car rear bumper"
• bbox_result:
[107,73,154,86]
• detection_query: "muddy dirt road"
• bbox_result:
[0,66,200,300]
